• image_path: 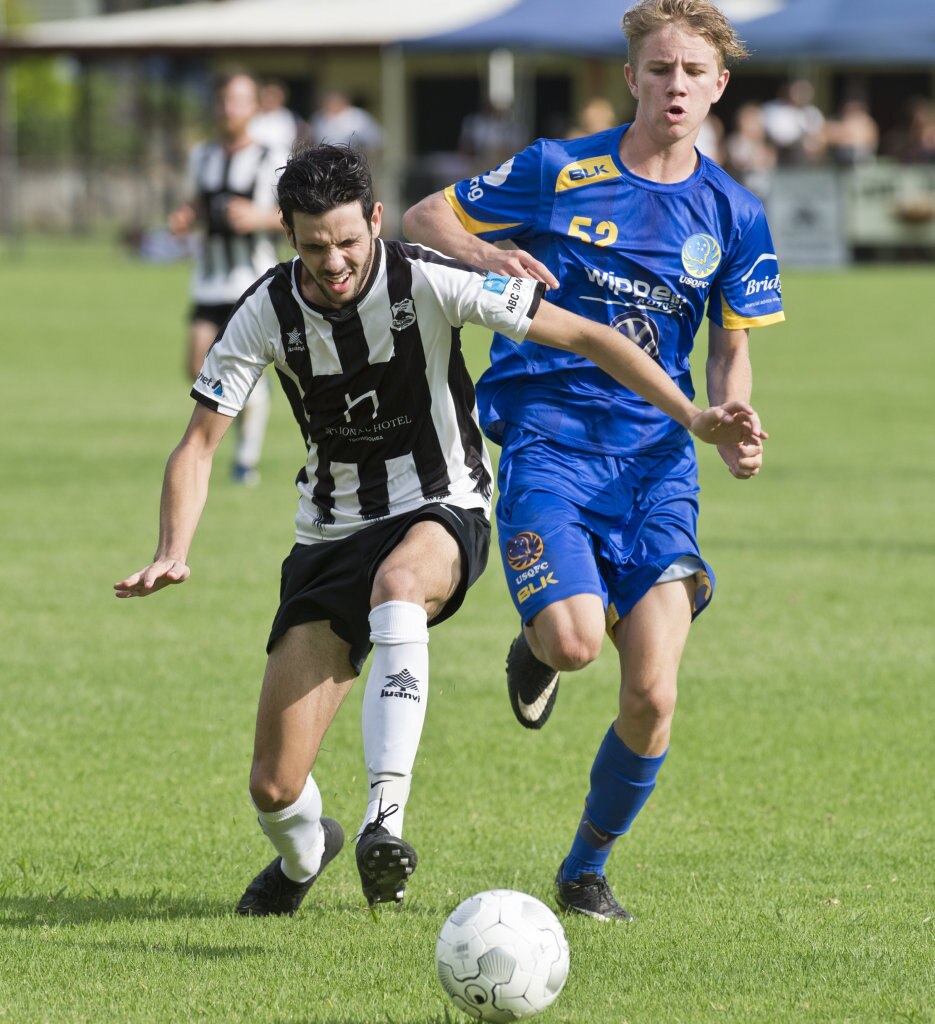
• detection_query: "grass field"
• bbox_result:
[1,238,933,1024]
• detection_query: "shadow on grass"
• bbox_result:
[268,1012,459,1024]
[0,890,228,927]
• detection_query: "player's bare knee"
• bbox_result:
[249,768,303,813]
[623,683,677,727]
[370,563,424,607]
[537,627,602,671]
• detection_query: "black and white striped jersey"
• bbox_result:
[192,240,544,543]
[187,140,285,305]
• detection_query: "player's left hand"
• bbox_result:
[689,401,767,447]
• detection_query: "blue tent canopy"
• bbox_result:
[405,0,628,56]
[738,0,935,64]
[409,0,935,64]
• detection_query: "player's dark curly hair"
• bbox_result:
[276,142,375,229]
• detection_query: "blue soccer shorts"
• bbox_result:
[495,426,715,629]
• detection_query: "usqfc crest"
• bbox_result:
[390,298,417,332]
[681,233,721,279]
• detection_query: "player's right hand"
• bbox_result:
[486,248,559,290]
[113,559,190,598]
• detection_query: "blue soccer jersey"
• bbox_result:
[445,124,785,454]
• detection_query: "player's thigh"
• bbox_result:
[526,592,607,670]
[371,519,462,618]
[498,483,605,610]
[252,619,357,785]
[612,577,694,703]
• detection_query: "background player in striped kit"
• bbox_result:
[404,0,784,921]
[168,70,287,485]
[116,143,765,917]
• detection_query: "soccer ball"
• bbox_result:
[435,889,570,1022]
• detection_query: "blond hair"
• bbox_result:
[622,0,750,70]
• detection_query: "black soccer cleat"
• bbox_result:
[506,631,560,730]
[355,803,418,908]
[554,861,634,923]
[236,816,344,917]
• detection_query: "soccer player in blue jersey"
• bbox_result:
[403,0,784,921]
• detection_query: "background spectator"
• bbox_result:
[724,102,776,197]
[249,78,304,152]
[566,97,618,140]
[761,79,826,165]
[308,89,383,154]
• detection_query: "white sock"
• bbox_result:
[360,601,429,838]
[236,374,271,469]
[254,775,324,883]
[360,773,413,839]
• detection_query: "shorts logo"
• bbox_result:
[611,311,661,362]
[506,531,544,572]
[517,572,558,605]
[390,298,416,332]
[483,272,510,295]
[681,233,721,279]
[380,668,421,703]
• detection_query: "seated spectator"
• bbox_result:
[761,79,826,165]
[309,89,383,154]
[825,98,878,166]
[883,97,935,164]
[459,101,526,172]
[724,102,776,197]
[566,97,618,140]
[249,79,304,152]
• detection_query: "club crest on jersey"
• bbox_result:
[390,298,416,332]
[681,234,722,279]
[506,531,544,572]
[611,311,661,362]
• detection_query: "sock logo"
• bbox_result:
[380,669,421,702]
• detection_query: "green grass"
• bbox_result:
[1,238,933,1023]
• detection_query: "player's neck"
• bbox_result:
[619,124,700,184]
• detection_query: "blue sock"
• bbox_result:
[562,725,668,882]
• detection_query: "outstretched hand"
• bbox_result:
[485,248,559,290]
[689,400,767,447]
[113,559,190,598]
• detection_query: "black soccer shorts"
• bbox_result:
[267,504,490,674]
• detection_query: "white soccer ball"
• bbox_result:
[435,889,570,1022]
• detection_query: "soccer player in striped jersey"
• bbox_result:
[404,0,784,921]
[115,142,764,917]
[168,70,287,486]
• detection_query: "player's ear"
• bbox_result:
[370,202,383,240]
[281,214,296,249]
[624,62,639,99]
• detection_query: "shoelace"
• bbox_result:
[355,795,400,841]
[575,874,619,911]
